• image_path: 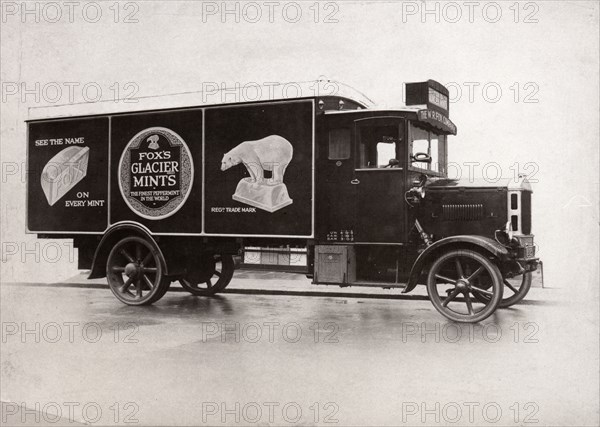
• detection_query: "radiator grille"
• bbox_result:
[442,204,484,221]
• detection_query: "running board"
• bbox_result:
[312,281,407,289]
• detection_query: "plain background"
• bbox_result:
[0,3,598,289]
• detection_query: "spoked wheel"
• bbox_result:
[427,250,503,323]
[106,236,170,306]
[179,254,235,296]
[473,271,533,308]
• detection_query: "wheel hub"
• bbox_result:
[124,262,139,278]
[456,279,469,292]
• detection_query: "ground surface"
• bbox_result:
[1,271,598,426]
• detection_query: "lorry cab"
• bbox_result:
[318,107,452,244]
[311,80,538,323]
[315,80,457,285]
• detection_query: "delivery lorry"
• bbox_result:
[26,79,539,322]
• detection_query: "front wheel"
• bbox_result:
[179,254,235,296]
[427,250,503,323]
[474,271,533,308]
[106,236,170,306]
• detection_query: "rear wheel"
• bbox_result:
[106,236,170,306]
[179,254,235,296]
[427,250,503,323]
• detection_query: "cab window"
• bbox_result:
[358,125,400,169]
[328,128,351,160]
[430,134,440,169]
[410,123,446,174]
[376,142,396,167]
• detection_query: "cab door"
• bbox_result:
[354,117,406,243]
[318,117,357,242]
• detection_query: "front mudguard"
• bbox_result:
[403,235,509,293]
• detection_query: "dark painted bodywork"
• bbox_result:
[27,84,536,290]
[419,178,509,240]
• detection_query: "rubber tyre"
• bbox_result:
[106,236,170,306]
[179,254,235,296]
[474,271,533,308]
[427,249,503,323]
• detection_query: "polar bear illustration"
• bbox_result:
[221,135,293,185]
[147,135,160,150]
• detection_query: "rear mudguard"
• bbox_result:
[403,235,509,293]
[88,221,167,279]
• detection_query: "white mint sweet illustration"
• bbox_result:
[220,135,293,213]
[41,146,90,206]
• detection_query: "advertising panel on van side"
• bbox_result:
[27,117,109,232]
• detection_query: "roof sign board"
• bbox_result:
[405,80,450,115]
[406,80,456,135]
[417,109,457,135]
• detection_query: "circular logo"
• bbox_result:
[118,127,194,220]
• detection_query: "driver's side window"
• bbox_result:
[358,125,401,169]
[376,142,396,167]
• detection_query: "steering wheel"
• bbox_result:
[384,159,400,168]
[412,152,432,163]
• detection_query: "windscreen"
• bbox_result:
[409,122,446,175]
